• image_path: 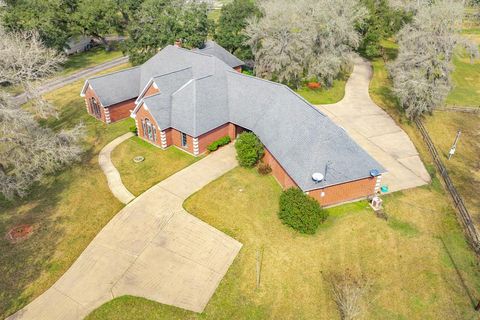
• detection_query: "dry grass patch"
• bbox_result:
[89,168,480,320]
[423,111,480,226]
[0,64,133,318]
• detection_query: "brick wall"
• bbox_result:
[262,144,376,207]
[135,103,161,146]
[262,148,298,189]
[108,98,136,122]
[84,86,136,123]
[84,86,107,123]
[197,123,236,154]
[143,82,160,99]
[308,177,376,207]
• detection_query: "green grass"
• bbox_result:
[60,47,124,76]
[111,137,199,196]
[88,167,480,319]
[446,48,480,107]
[0,64,132,319]
[295,74,349,105]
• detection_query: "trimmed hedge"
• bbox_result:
[207,135,231,152]
[279,188,327,234]
[235,132,264,167]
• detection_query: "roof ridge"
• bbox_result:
[152,66,192,80]
[175,45,214,58]
[88,65,140,81]
[226,70,326,118]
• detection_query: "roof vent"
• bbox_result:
[312,172,324,183]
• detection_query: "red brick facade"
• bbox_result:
[83,86,136,124]
[261,142,376,207]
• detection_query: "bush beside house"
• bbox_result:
[235,132,264,167]
[279,188,327,234]
[207,136,231,152]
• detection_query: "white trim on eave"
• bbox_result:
[130,100,144,118]
[135,78,155,105]
[80,80,90,97]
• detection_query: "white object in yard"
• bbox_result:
[370,196,383,211]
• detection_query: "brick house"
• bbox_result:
[81,42,385,206]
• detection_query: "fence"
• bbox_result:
[436,106,480,114]
[415,119,480,253]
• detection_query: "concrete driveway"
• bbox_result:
[8,144,241,320]
[317,56,430,192]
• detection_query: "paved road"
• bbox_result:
[13,55,129,105]
[8,144,241,320]
[317,56,430,192]
[98,132,136,204]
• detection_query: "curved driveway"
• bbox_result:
[8,144,241,320]
[317,56,430,192]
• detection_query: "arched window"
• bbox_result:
[143,118,156,142]
[90,97,101,119]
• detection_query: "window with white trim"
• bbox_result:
[143,118,156,142]
[181,132,188,147]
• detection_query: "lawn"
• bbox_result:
[60,46,124,76]
[295,72,350,105]
[111,137,199,196]
[423,111,480,225]
[446,49,480,107]
[0,64,133,318]
[88,167,480,320]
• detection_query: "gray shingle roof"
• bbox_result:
[83,44,234,107]
[85,44,384,190]
[87,67,140,106]
[226,72,384,191]
[195,41,244,68]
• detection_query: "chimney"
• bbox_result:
[174,39,182,48]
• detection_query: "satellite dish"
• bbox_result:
[312,172,324,183]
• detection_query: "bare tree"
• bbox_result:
[324,270,372,320]
[0,92,84,199]
[388,0,479,118]
[0,28,66,118]
[245,0,367,87]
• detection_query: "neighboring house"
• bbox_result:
[64,36,96,55]
[81,41,385,206]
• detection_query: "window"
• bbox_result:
[181,132,188,147]
[143,118,156,142]
[90,97,101,119]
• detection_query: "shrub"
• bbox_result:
[129,125,138,135]
[257,162,272,175]
[278,188,327,234]
[235,132,264,167]
[207,135,231,152]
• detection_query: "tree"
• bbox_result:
[0,28,66,118]
[388,0,479,118]
[74,0,121,50]
[234,132,264,167]
[0,92,84,200]
[123,0,212,65]
[246,0,368,87]
[179,2,212,49]
[116,0,144,25]
[358,0,411,58]
[214,0,260,60]
[1,0,77,51]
